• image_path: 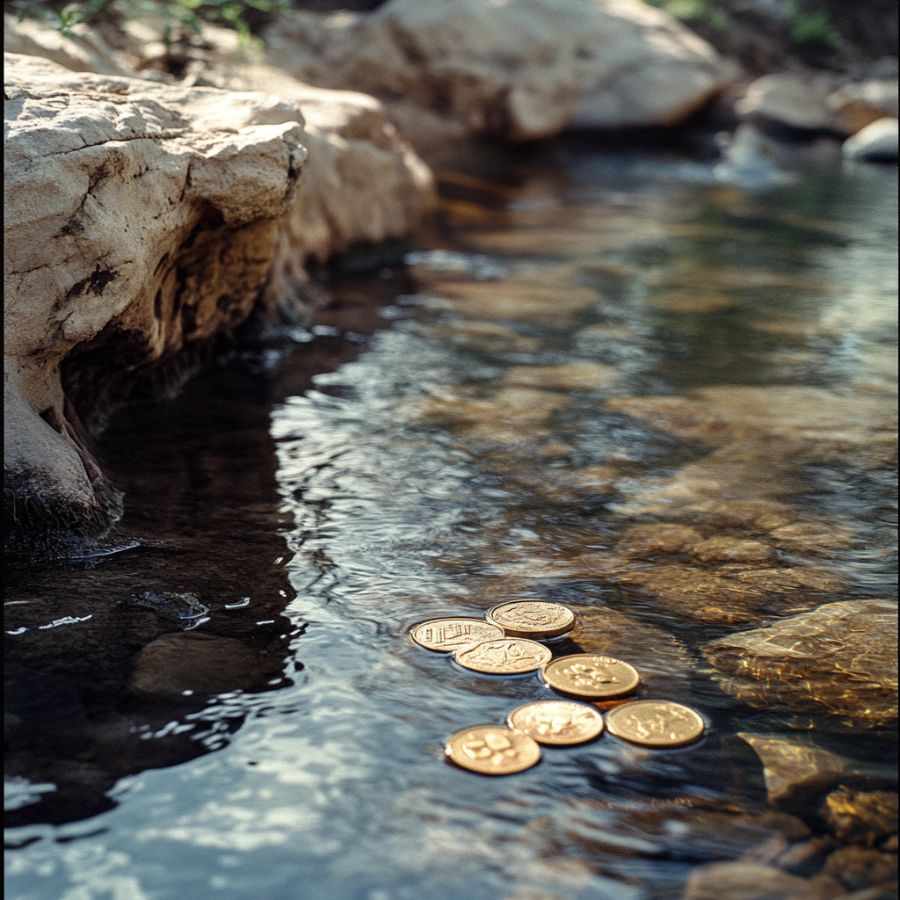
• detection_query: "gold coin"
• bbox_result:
[541,654,640,699]
[606,700,705,747]
[409,617,505,653]
[445,725,541,775]
[486,601,575,638]
[507,700,604,746]
[454,638,553,674]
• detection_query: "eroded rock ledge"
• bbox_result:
[3,52,433,554]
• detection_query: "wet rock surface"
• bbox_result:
[703,600,898,728]
[738,733,847,808]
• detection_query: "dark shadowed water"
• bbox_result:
[5,139,898,899]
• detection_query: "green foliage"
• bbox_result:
[9,0,289,45]
[643,0,731,31]
[784,1,841,52]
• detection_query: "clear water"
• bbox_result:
[5,139,898,899]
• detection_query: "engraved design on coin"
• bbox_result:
[606,700,705,747]
[410,617,505,653]
[542,654,640,698]
[445,725,541,774]
[508,700,604,745]
[454,638,553,674]
[486,601,575,637]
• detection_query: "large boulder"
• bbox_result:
[262,0,737,155]
[3,52,433,554]
[703,600,898,729]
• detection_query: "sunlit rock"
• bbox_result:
[828,79,900,135]
[4,54,306,551]
[843,118,900,163]
[819,787,899,848]
[262,0,736,155]
[711,565,843,596]
[703,600,898,729]
[737,733,847,808]
[736,72,841,132]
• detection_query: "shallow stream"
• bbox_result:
[5,138,898,899]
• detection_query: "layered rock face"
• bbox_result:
[3,52,433,554]
[262,0,737,154]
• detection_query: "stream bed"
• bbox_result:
[5,138,898,899]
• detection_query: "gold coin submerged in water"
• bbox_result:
[606,700,705,747]
[507,700,604,746]
[454,638,553,674]
[410,617,505,653]
[542,654,640,699]
[445,725,542,774]
[486,601,575,638]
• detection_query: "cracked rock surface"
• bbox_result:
[3,52,433,554]
[261,0,738,158]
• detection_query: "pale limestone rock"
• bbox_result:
[736,72,841,132]
[4,53,306,549]
[843,118,900,162]
[828,79,900,135]
[738,733,846,807]
[704,600,898,728]
[262,0,737,153]
[3,12,131,75]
